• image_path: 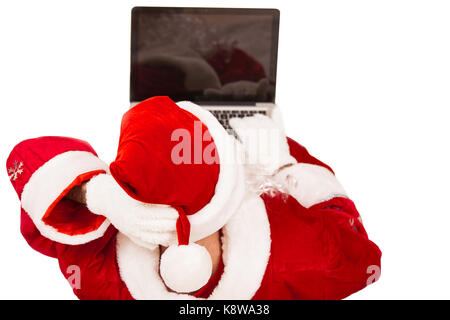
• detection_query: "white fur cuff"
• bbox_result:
[85,174,178,249]
[273,163,348,208]
[20,151,110,245]
[229,114,296,175]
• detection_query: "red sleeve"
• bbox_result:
[254,138,381,299]
[257,193,381,300]
[6,136,111,256]
[310,197,381,299]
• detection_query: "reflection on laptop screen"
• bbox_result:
[130,7,279,104]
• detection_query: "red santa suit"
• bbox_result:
[6,96,381,300]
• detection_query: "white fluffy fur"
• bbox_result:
[20,151,110,245]
[229,114,297,175]
[273,163,348,208]
[160,244,212,293]
[115,193,271,300]
[85,174,179,249]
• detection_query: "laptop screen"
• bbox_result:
[130,7,279,104]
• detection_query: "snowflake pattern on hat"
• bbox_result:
[8,161,24,181]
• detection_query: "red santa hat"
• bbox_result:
[90,96,244,293]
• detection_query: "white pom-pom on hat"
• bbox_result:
[160,243,212,293]
[158,206,213,293]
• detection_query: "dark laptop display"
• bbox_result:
[130,7,280,104]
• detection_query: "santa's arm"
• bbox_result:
[230,115,381,298]
[273,138,348,209]
[6,136,111,256]
[229,115,348,208]
[65,182,87,204]
[278,143,382,298]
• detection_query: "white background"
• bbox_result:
[1,0,449,299]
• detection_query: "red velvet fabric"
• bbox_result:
[7,136,104,257]
[253,194,381,300]
[110,96,220,215]
[6,136,98,198]
[7,125,381,300]
[175,207,191,245]
[56,226,134,300]
[42,170,107,236]
[19,208,61,258]
[250,140,381,299]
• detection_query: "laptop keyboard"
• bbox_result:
[209,109,267,131]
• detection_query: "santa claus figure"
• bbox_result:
[6,96,381,299]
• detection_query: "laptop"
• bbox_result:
[130,7,283,131]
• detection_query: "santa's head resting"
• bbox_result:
[85,96,245,293]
